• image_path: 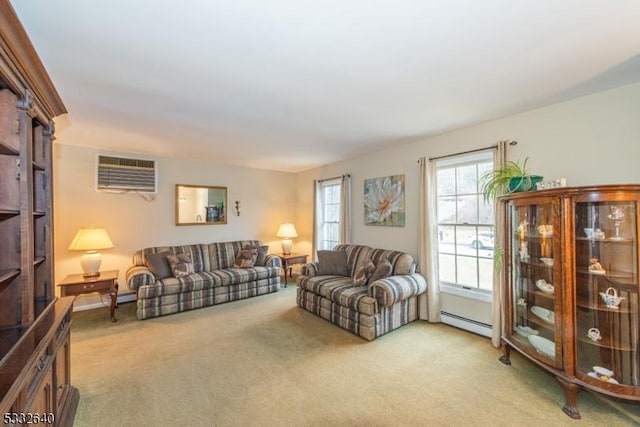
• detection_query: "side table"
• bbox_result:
[58,269,119,322]
[276,253,308,287]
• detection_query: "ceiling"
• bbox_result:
[11,0,640,172]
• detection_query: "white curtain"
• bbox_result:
[491,141,509,347]
[418,157,441,322]
[312,180,321,260]
[339,174,352,245]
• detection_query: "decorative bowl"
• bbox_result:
[528,335,555,358]
[535,279,554,294]
[540,257,554,266]
[537,224,553,237]
[515,325,539,337]
[588,372,619,384]
[593,366,614,377]
[589,366,618,383]
[531,306,555,324]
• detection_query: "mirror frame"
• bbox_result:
[175,184,228,226]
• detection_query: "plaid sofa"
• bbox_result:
[296,244,427,340]
[126,240,281,320]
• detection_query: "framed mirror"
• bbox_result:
[175,184,227,225]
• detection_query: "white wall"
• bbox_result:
[297,82,640,255]
[53,144,296,306]
[295,82,640,325]
[54,82,640,313]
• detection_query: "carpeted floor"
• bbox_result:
[70,286,639,426]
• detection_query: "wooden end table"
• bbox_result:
[276,253,308,287]
[58,269,119,322]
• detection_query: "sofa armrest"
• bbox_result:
[368,273,427,307]
[300,262,319,277]
[126,266,156,290]
[264,254,282,268]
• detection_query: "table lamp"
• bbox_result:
[277,223,298,255]
[68,227,114,277]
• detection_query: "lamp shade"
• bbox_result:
[68,227,114,251]
[276,223,298,239]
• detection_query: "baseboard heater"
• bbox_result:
[441,311,492,338]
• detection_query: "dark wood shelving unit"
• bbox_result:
[0,2,77,425]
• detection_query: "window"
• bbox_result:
[316,178,341,251]
[435,151,494,293]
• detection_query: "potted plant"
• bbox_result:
[480,157,542,202]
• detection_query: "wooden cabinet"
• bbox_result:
[499,185,640,419]
[0,2,77,425]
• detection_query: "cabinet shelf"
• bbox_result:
[0,142,18,156]
[0,209,19,220]
[576,335,635,351]
[33,257,46,267]
[32,161,45,171]
[576,237,634,244]
[0,269,20,286]
[576,300,636,314]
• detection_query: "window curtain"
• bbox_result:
[418,157,441,322]
[491,141,509,347]
[339,174,351,245]
[312,179,321,260]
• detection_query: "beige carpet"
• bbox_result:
[70,286,639,426]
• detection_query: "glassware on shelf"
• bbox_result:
[608,206,625,239]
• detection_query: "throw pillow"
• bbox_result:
[244,244,269,266]
[317,250,349,276]
[368,259,393,284]
[352,260,376,286]
[145,251,172,279]
[235,248,258,268]
[166,253,194,278]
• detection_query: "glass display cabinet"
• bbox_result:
[499,185,640,419]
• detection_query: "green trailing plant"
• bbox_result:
[479,157,540,271]
[479,157,535,203]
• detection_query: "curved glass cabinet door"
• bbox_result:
[509,198,561,367]
[574,198,639,388]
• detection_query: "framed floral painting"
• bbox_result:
[364,174,405,227]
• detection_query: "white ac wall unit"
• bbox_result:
[96,154,157,193]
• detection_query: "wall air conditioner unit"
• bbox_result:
[96,154,157,193]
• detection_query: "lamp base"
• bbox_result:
[281,239,293,255]
[80,251,102,277]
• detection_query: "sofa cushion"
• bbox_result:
[297,275,377,315]
[370,249,416,275]
[235,249,258,267]
[317,250,349,276]
[368,259,392,284]
[244,244,269,266]
[145,251,172,279]
[353,260,375,286]
[333,244,373,277]
[166,253,195,278]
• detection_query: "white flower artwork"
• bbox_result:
[364,174,405,227]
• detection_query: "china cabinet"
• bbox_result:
[499,184,640,419]
[0,2,78,425]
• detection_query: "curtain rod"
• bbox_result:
[426,140,518,162]
[318,174,350,183]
